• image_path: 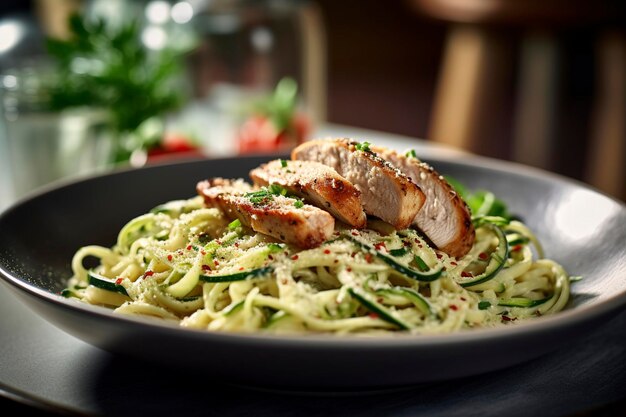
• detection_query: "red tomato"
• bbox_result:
[238,113,310,154]
[147,133,204,163]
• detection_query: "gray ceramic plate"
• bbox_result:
[1,154,625,389]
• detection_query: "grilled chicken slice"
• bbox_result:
[197,178,335,248]
[372,146,475,258]
[291,139,425,230]
[249,159,367,228]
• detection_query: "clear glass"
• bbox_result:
[0,67,113,207]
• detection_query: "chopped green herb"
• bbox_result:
[294,200,304,208]
[269,183,288,196]
[280,159,288,168]
[245,188,274,205]
[478,301,491,310]
[405,149,417,158]
[354,141,371,152]
[228,219,242,230]
[267,243,283,253]
[389,248,408,257]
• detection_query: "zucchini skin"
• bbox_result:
[88,271,129,296]
[348,288,412,330]
[345,235,443,282]
[458,224,509,288]
[199,266,273,283]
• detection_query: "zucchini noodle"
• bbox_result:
[65,195,574,335]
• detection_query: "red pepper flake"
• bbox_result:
[460,297,466,301]
[333,259,339,264]
[450,304,458,311]
[347,267,352,272]
[374,242,386,251]
[268,255,274,261]
[115,278,124,284]
[323,249,331,254]
[436,253,443,259]
[201,250,206,256]
[461,271,473,277]
[216,240,222,245]
[450,261,458,266]
[291,255,299,260]
[478,252,488,260]
[414,239,419,243]
[351,231,360,236]
[403,240,411,247]
[201,265,210,271]
[177,250,183,256]
[213,260,220,266]
[501,315,516,322]
[365,253,374,263]
[351,252,356,258]
[186,245,192,251]
[167,254,173,262]
[144,271,154,277]
[368,313,379,319]
[239,267,244,271]
[512,245,523,252]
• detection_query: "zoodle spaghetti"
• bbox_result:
[65,194,572,334]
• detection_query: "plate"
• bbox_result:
[1,153,625,389]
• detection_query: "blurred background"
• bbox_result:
[0,0,624,205]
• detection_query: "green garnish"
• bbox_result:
[245,189,273,205]
[389,248,408,257]
[354,141,371,152]
[294,200,304,209]
[267,243,283,253]
[446,176,512,220]
[228,219,242,230]
[405,149,417,158]
[268,183,288,196]
[478,301,491,310]
[280,159,288,168]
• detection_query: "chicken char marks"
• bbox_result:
[196,178,335,249]
[291,139,426,230]
[371,146,475,258]
[249,159,367,228]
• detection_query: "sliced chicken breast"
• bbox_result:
[291,139,425,230]
[249,159,367,228]
[372,146,475,258]
[197,178,335,248]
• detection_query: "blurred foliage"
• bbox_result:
[251,77,298,131]
[46,14,187,161]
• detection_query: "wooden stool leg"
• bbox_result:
[428,25,489,150]
[586,31,626,200]
[511,32,559,170]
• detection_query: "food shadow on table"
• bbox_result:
[84,310,626,417]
